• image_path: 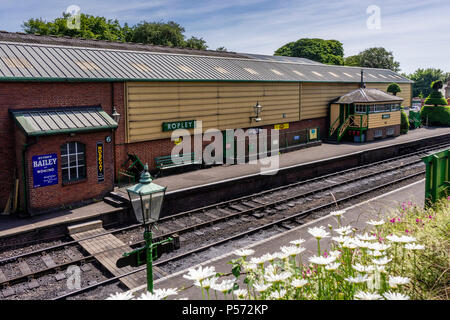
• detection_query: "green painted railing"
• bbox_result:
[422,149,450,205]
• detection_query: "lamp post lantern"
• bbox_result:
[250,101,263,122]
[112,107,121,124]
[126,164,167,292]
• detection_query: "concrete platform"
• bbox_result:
[152,127,450,193]
[133,179,426,299]
[0,127,447,241]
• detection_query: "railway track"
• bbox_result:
[0,142,448,299]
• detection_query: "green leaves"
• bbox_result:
[22,14,214,50]
[274,38,344,65]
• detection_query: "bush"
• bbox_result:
[421,105,450,126]
[424,80,448,106]
[387,83,401,96]
[401,110,409,134]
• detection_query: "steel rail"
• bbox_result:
[52,170,425,300]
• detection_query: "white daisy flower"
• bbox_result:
[354,290,383,300]
[368,250,384,257]
[332,235,350,244]
[307,226,330,240]
[342,239,358,249]
[330,210,346,217]
[243,263,258,272]
[253,282,271,292]
[234,248,255,257]
[289,239,306,246]
[404,243,425,250]
[334,226,353,236]
[357,233,377,241]
[280,245,306,256]
[270,289,287,300]
[366,219,385,226]
[250,256,266,265]
[389,276,410,288]
[325,262,341,271]
[372,256,392,265]
[345,274,369,284]
[273,251,290,260]
[264,271,292,283]
[291,278,308,288]
[352,263,375,273]
[233,289,248,299]
[183,265,216,282]
[135,291,163,300]
[261,253,277,262]
[352,238,370,248]
[308,255,336,265]
[106,291,133,300]
[211,279,235,293]
[194,277,216,290]
[387,235,416,243]
[383,291,410,300]
[367,243,391,251]
[154,288,178,299]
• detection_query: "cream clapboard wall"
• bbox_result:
[300,82,412,121]
[125,81,412,143]
[126,81,300,143]
[368,111,401,129]
[365,83,412,107]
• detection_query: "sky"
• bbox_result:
[0,0,449,74]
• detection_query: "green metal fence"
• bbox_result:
[409,110,421,129]
[422,149,450,205]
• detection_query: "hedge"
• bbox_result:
[421,105,450,126]
[401,110,409,134]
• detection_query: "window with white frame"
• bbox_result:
[61,142,86,182]
[386,127,395,136]
[374,129,383,138]
[355,105,367,113]
[391,104,401,111]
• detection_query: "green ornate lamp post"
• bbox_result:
[126,164,167,292]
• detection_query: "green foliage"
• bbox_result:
[423,80,448,106]
[379,199,450,300]
[408,68,448,98]
[358,47,400,72]
[401,110,409,134]
[22,13,126,42]
[22,13,216,50]
[421,105,450,126]
[274,38,344,65]
[387,83,402,96]
[216,46,228,52]
[344,54,361,67]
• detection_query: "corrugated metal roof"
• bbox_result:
[238,53,323,65]
[10,106,118,136]
[0,41,413,83]
[335,88,404,104]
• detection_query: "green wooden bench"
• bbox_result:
[155,153,202,176]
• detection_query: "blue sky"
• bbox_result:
[0,0,449,74]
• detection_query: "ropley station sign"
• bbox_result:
[162,120,196,132]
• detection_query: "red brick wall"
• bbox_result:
[114,117,327,170]
[0,82,122,213]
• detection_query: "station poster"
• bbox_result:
[32,153,58,188]
[97,142,105,182]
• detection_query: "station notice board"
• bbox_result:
[32,153,58,188]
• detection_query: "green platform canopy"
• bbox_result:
[10,106,118,136]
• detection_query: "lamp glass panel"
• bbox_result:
[150,190,165,222]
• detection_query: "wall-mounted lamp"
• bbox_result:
[250,102,263,122]
[112,107,121,124]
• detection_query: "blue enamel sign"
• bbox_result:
[32,153,58,188]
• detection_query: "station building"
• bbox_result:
[0,32,413,215]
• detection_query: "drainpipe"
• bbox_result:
[21,136,38,216]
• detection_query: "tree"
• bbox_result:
[424,80,448,106]
[274,38,344,65]
[184,36,208,50]
[216,46,228,52]
[408,68,448,98]
[344,54,361,67]
[387,83,402,96]
[23,13,126,42]
[22,13,220,50]
[358,47,400,72]
[131,21,186,47]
